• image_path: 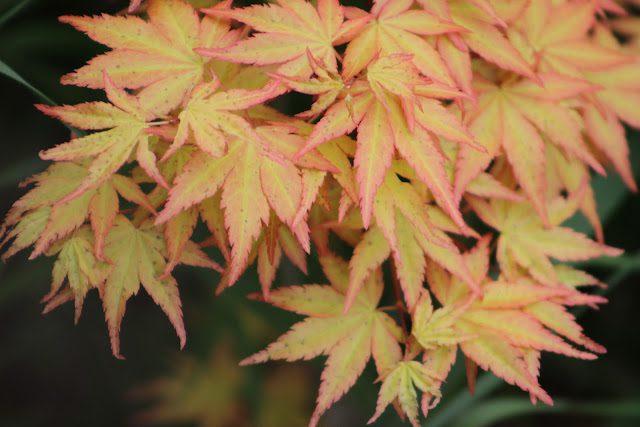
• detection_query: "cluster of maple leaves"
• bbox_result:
[1,0,639,425]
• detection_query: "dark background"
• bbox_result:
[1,1,639,426]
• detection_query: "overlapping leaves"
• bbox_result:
[1,0,639,426]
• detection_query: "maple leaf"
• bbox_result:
[257,221,308,299]
[420,345,457,409]
[340,0,464,83]
[420,236,605,405]
[38,74,169,203]
[163,78,280,160]
[2,1,639,424]
[101,216,186,359]
[0,161,154,261]
[12,204,215,358]
[241,254,402,427]
[342,170,479,312]
[41,226,108,323]
[197,151,279,282]
[61,0,241,115]
[418,0,536,95]
[584,103,637,191]
[158,124,335,285]
[512,0,631,77]
[199,0,370,77]
[455,72,605,223]
[271,50,346,120]
[594,0,627,15]
[545,144,604,242]
[581,25,640,191]
[128,0,143,13]
[163,207,205,276]
[469,195,622,286]
[412,291,472,350]
[196,192,230,263]
[294,54,477,229]
[612,14,640,54]
[368,360,441,427]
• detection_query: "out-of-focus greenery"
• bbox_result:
[1,1,639,427]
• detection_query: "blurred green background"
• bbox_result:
[1,1,640,426]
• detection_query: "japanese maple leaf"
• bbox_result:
[160,205,225,278]
[511,0,631,77]
[270,50,346,120]
[418,0,536,95]
[455,72,605,223]
[0,161,154,261]
[157,140,265,285]
[441,136,523,202]
[546,144,604,242]
[582,25,640,191]
[200,0,370,77]
[101,216,185,359]
[340,0,464,83]
[2,170,218,357]
[257,222,308,299]
[294,54,477,229]
[343,171,479,312]
[197,192,232,263]
[213,208,310,299]
[468,195,622,287]
[612,14,640,54]
[420,345,457,412]
[594,0,627,15]
[128,0,143,13]
[42,223,216,333]
[41,226,108,323]
[38,74,170,203]
[418,236,604,405]
[368,360,441,427]
[241,254,402,427]
[157,125,334,285]
[163,77,280,160]
[61,0,241,115]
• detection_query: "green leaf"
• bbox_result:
[0,0,33,28]
[0,58,55,105]
[0,59,82,134]
[450,397,640,427]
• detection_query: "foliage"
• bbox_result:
[1,0,640,425]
